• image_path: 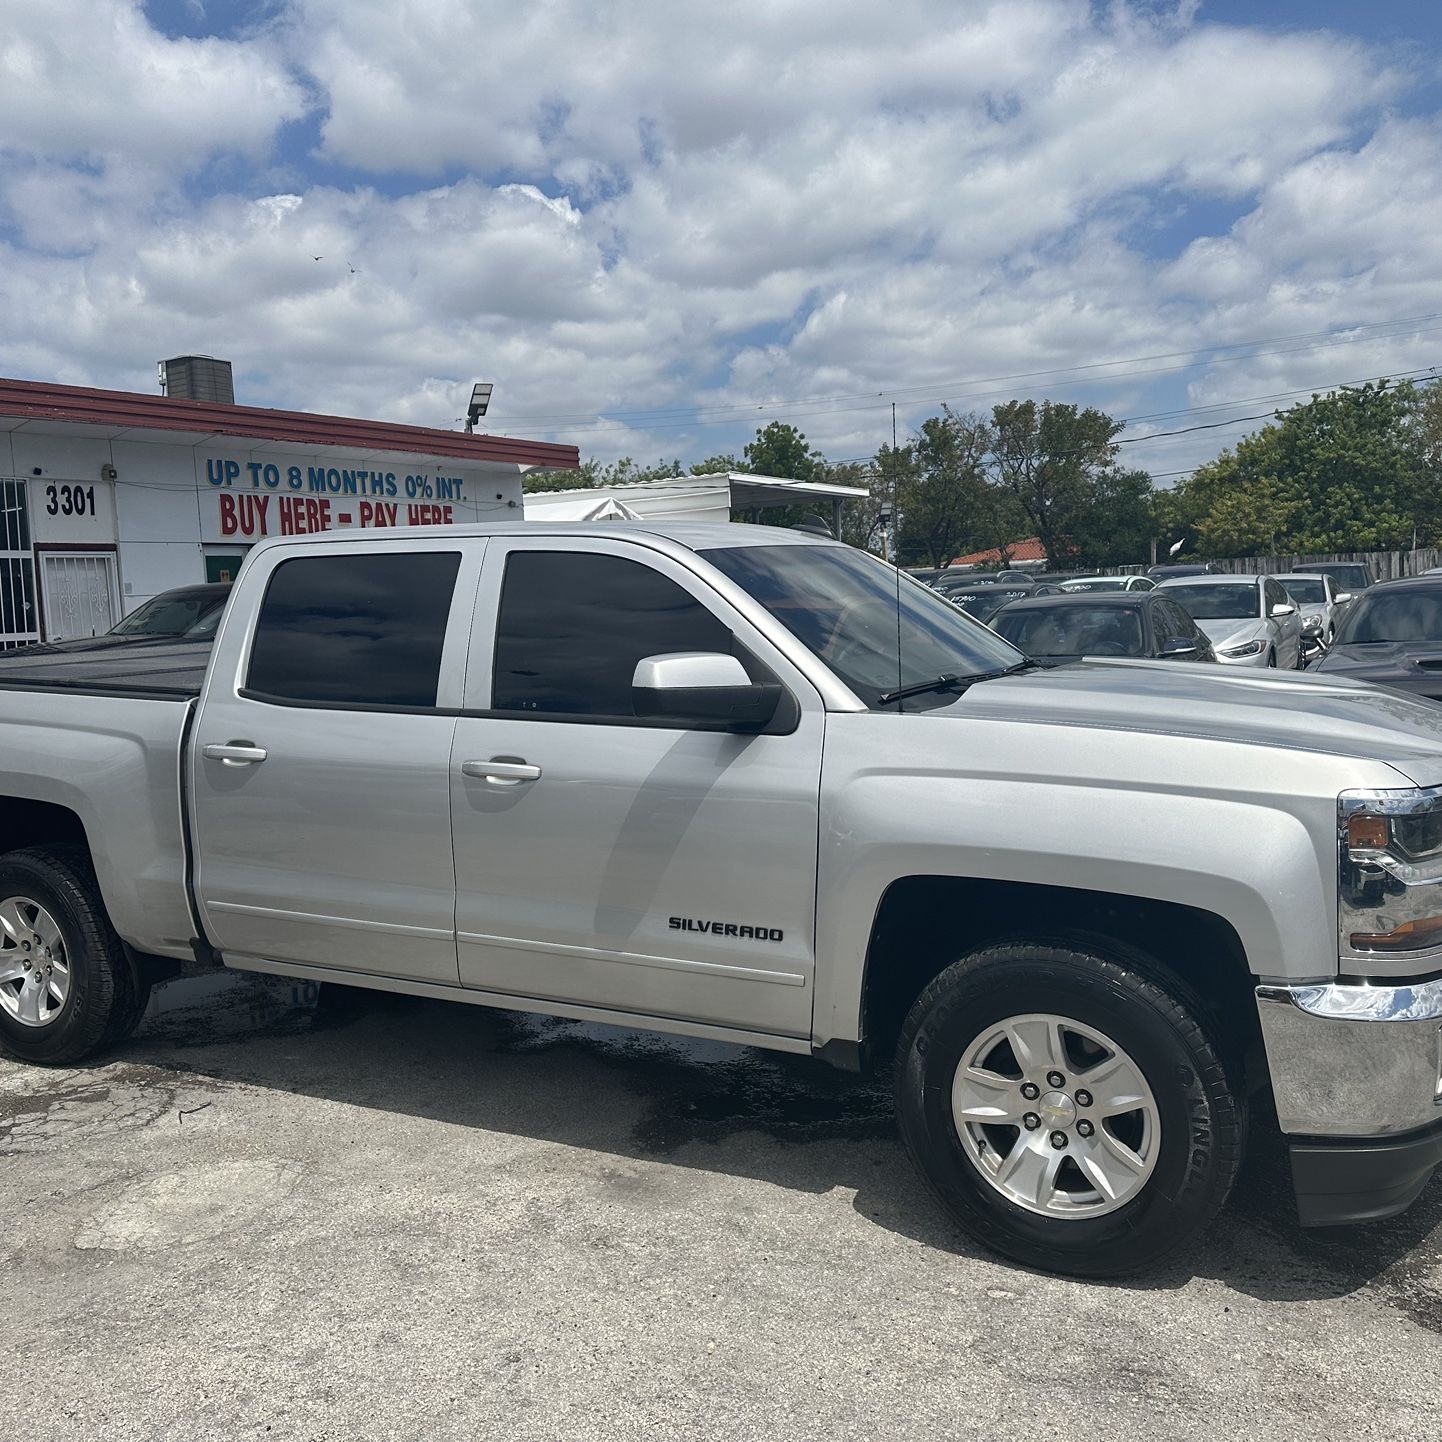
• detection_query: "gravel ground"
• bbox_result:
[3,972,1440,1441]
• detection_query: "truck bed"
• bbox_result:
[0,641,209,697]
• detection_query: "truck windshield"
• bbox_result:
[1335,590,1442,645]
[703,543,1024,710]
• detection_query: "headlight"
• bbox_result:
[1304,613,1323,629]
[1220,638,1267,657]
[1340,789,1442,957]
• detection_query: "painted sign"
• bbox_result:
[202,453,477,540]
[216,493,457,539]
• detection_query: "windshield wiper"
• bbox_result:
[878,660,1038,706]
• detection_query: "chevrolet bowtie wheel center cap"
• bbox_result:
[1039,1091,1076,1129]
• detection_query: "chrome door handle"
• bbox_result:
[201,742,268,766]
[461,758,541,784]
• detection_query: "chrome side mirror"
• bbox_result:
[1334,592,1353,605]
[1271,602,1296,617]
[632,652,780,729]
[1160,637,1199,657]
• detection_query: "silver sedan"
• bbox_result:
[1157,574,1304,668]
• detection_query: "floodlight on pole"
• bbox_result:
[465,382,494,433]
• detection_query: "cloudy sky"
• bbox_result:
[2,0,1440,479]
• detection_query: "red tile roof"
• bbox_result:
[949,536,1046,566]
[0,375,579,470]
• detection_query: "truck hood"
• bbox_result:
[934,658,1442,784]
[1312,643,1442,704]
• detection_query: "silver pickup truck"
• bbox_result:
[2,523,1441,1276]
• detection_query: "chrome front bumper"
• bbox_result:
[1256,976,1442,1137]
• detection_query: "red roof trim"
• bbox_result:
[0,376,579,470]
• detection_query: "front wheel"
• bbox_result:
[0,845,143,1065]
[894,939,1244,1276]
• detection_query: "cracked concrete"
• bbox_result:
[2,973,1440,1440]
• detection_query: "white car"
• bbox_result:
[1275,572,1348,645]
[1058,575,1156,593]
[1157,574,1304,668]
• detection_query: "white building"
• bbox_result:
[0,375,578,646]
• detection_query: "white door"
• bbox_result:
[39,552,119,641]
[449,535,825,1039]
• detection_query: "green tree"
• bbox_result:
[989,400,1123,566]
[898,407,996,568]
[742,422,824,481]
[1166,381,1424,556]
[1067,468,1157,569]
[732,422,828,528]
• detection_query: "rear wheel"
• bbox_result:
[0,846,140,1065]
[894,939,1244,1277]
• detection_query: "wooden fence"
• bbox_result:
[1117,549,1442,580]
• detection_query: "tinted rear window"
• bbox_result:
[247,552,460,708]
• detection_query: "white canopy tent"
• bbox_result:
[522,492,643,522]
[523,471,867,532]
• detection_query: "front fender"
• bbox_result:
[813,712,1381,1047]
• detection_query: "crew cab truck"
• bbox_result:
[2,523,1442,1278]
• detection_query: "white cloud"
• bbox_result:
[0,0,1435,480]
[0,0,304,171]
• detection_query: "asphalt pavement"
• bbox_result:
[3,973,1440,1440]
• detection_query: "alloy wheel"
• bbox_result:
[950,1012,1161,1218]
[0,896,71,1027]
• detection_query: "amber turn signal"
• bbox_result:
[1346,814,1390,852]
[1350,914,1442,951]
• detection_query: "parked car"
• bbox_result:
[995,570,1035,585]
[1157,574,1304,668]
[937,568,1003,585]
[990,592,1216,666]
[1146,563,1213,580]
[945,584,1037,623]
[1059,575,1156,594]
[1310,577,1442,702]
[9,582,230,657]
[2,522,1442,1281]
[1305,562,1375,597]
[1275,573,1346,646]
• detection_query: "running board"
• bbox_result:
[221,953,814,1056]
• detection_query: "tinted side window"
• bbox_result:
[493,551,733,719]
[247,552,461,708]
[1158,599,1195,642]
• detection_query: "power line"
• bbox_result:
[795,367,1441,473]
[490,310,1442,435]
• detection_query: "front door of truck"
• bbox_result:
[190,538,482,984]
[449,536,823,1038]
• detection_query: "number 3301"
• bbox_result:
[44,484,96,517]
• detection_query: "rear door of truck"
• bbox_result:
[188,536,482,984]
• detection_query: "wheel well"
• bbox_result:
[859,876,1261,1083]
[0,799,88,860]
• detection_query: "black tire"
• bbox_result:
[894,938,1245,1277]
[0,845,137,1065]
